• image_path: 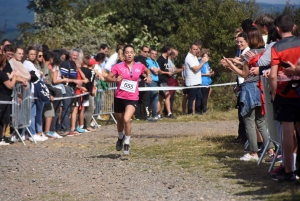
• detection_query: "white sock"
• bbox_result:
[118,132,124,139]
[292,153,297,172]
[168,113,172,116]
[79,125,84,129]
[124,136,131,145]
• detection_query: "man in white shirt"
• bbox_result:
[184,43,208,114]
[104,44,124,71]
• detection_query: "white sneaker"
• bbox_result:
[40,134,48,141]
[11,135,18,142]
[84,129,91,133]
[52,132,63,138]
[90,121,96,127]
[0,140,9,145]
[240,153,258,161]
[29,134,43,142]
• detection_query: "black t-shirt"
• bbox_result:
[0,70,12,99]
[157,55,169,84]
[3,61,13,74]
[80,67,95,93]
[134,55,148,87]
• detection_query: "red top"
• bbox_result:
[271,36,300,98]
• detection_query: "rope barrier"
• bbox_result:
[0,82,237,104]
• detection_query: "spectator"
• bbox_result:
[98,43,109,69]
[59,48,82,136]
[104,43,124,71]
[80,55,96,132]
[200,49,214,114]
[0,54,18,145]
[134,45,155,121]
[223,27,274,162]
[0,39,11,55]
[255,14,274,45]
[157,45,176,119]
[270,14,300,181]
[23,46,49,142]
[184,43,207,115]
[146,48,160,119]
[164,49,182,116]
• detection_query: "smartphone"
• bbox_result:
[280,61,291,68]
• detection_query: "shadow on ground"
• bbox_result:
[204,135,300,200]
[88,154,121,159]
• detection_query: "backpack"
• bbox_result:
[34,80,50,104]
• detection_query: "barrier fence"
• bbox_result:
[11,83,34,145]
[93,81,117,125]
[1,81,238,144]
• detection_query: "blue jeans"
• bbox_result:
[29,102,37,135]
[147,81,158,117]
[188,86,202,114]
[35,100,45,133]
[61,86,74,131]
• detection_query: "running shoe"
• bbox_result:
[52,132,63,138]
[40,134,48,141]
[86,127,96,132]
[45,131,56,139]
[3,136,14,144]
[90,121,96,127]
[270,165,285,181]
[277,171,296,182]
[76,126,85,133]
[57,130,69,137]
[116,135,125,151]
[239,153,258,161]
[167,113,177,119]
[265,154,282,163]
[123,144,130,155]
[146,116,157,122]
[68,130,78,137]
[0,140,9,146]
[29,134,44,142]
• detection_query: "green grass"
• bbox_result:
[130,134,300,200]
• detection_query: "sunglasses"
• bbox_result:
[38,55,43,58]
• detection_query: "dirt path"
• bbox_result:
[0,120,257,201]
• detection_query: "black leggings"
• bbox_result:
[200,87,210,113]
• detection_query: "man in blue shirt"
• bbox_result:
[146,49,160,120]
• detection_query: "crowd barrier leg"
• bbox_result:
[91,115,101,129]
[93,82,117,127]
[13,129,26,146]
[106,112,117,125]
[256,76,281,169]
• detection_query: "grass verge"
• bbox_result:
[131,134,300,200]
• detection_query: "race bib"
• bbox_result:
[120,79,137,93]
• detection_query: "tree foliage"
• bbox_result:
[17,0,300,110]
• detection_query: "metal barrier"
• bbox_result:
[11,83,35,145]
[93,81,117,127]
[257,76,281,172]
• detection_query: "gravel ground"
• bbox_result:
[0,120,263,201]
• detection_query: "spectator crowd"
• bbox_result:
[0,12,300,183]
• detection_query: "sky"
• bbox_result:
[0,1,33,40]
[0,0,296,41]
[257,0,299,4]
